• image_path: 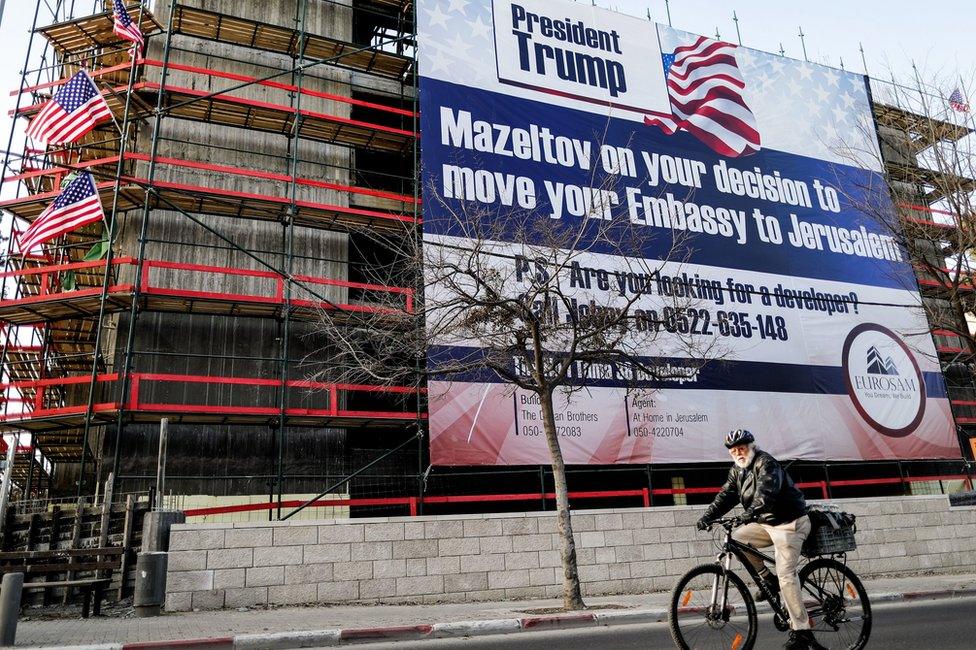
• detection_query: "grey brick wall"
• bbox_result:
[164,495,976,611]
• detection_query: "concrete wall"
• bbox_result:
[164,495,976,611]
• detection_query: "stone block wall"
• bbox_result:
[165,495,976,611]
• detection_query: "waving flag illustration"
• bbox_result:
[643,35,761,158]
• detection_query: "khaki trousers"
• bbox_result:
[731,515,812,630]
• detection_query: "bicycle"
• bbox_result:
[668,517,871,649]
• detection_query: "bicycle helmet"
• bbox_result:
[725,429,755,449]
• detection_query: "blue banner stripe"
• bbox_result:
[427,344,948,398]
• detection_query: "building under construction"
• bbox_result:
[0,0,973,522]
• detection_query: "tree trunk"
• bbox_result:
[538,387,586,610]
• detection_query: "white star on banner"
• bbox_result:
[798,64,814,81]
[470,15,491,39]
[446,32,473,57]
[425,4,451,29]
[813,85,831,103]
[825,69,841,88]
[447,0,470,14]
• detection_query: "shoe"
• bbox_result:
[754,574,780,602]
[783,629,817,650]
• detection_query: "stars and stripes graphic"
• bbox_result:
[24,70,113,145]
[949,87,970,113]
[643,35,761,158]
[113,0,144,55]
[16,173,105,253]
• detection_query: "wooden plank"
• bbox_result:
[44,506,62,606]
[97,475,113,584]
[98,476,113,549]
[24,578,111,589]
[2,561,120,574]
[64,497,84,604]
[0,547,123,560]
[25,514,40,551]
[117,495,134,600]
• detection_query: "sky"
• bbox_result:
[0,0,974,186]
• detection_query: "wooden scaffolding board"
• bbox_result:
[36,9,162,54]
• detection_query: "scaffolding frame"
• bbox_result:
[0,0,972,517]
[1,0,426,510]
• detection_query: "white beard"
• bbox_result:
[733,447,756,468]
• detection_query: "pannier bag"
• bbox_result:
[803,504,857,557]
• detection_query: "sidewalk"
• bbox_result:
[16,572,976,649]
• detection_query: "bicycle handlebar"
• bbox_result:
[704,517,740,531]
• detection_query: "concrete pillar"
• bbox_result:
[141,510,186,553]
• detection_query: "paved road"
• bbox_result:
[348,596,976,649]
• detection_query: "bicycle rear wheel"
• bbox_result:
[799,558,871,650]
[669,564,757,650]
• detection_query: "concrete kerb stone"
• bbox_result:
[338,624,433,643]
[431,618,523,638]
[234,630,342,649]
[594,608,669,626]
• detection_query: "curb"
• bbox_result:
[27,587,976,650]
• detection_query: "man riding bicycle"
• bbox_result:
[696,429,815,650]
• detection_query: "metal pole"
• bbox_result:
[155,418,168,509]
[0,434,18,536]
[276,0,307,520]
[78,0,146,500]
[110,0,179,491]
[0,572,22,646]
[664,0,672,26]
[732,11,742,45]
[0,0,7,30]
[798,26,808,61]
[410,0,424,517]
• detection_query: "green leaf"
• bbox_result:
[62,271,76,292]
[60,172,79,190]
[83,239,109,261]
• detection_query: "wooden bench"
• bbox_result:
[0,547,124,618]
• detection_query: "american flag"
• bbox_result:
[24,70,113,145]
[113,0,144,55]
[17,173,105,253]
[644,35,761,158]
[949,87,970,113]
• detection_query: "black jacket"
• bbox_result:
[703,450,807,525]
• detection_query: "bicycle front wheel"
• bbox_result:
[669,564,757,650]
[799,558,872,650]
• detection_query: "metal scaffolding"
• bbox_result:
[0,0,424,512]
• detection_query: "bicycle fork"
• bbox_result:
[709,552,735,622]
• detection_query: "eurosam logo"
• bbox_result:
[491,0,670,113]
[842,323,925,437]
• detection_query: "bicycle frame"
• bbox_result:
[712,525,793,623]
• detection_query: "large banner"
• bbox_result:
[418,0,960,464]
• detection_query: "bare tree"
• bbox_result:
[309,163,725,610]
